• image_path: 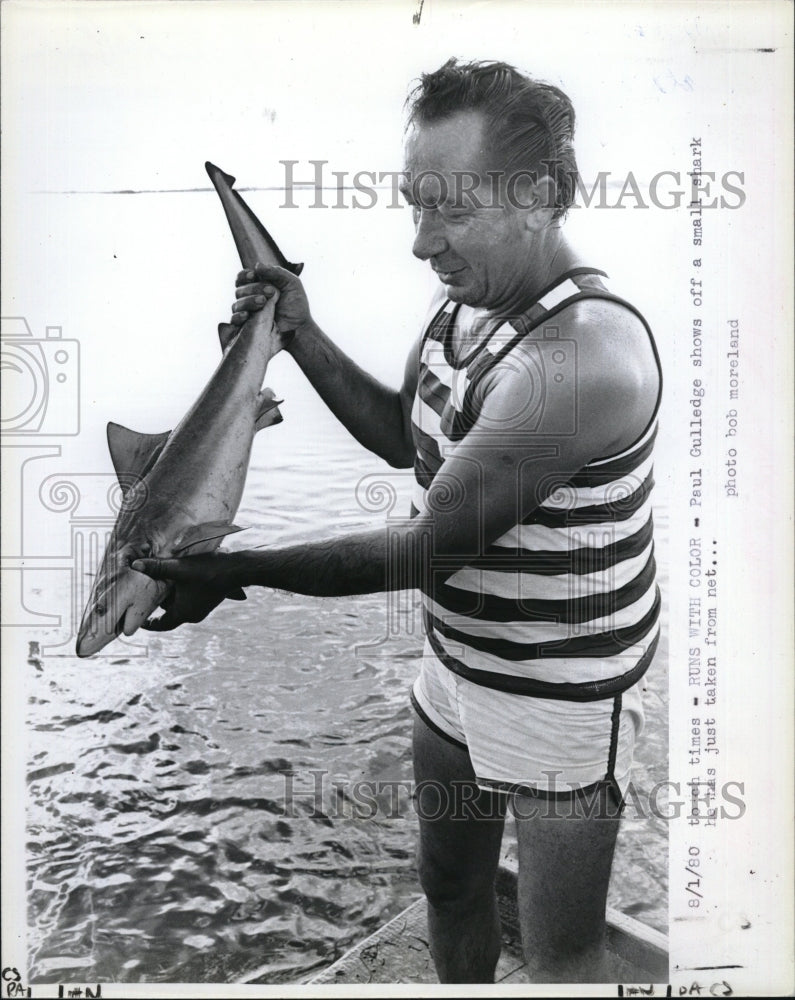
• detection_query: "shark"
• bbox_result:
[75,162,303,657]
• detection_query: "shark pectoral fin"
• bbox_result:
[172,521,245,556]
[255,388,284,431]
[226,587,247,601]
[255,406,283,431]
[218,322,238,353]
[107,423,171,494]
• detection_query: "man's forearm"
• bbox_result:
[233,525,434,597]
[287,320,413,467]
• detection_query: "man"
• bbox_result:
[134,59,662,983]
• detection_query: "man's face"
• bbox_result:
[402,110,539,313]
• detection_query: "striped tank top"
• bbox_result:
[410,267,663,702]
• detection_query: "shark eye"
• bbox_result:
[95,602,106,616]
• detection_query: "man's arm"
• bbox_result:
[287,319,419,468]
[235,264,417,468]
[235,302,656,594]
[135,301,657,617]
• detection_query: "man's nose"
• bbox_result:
[412,209,448,261]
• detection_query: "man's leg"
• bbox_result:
[513,782,621,983]
[412,713,507,983]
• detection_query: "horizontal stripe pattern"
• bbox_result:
[541,455,654,509]
[570,426,658,483]
[430,626,660,687]
[427,598,660,665]
[410,270,661,698]
[443,541,655,603]
[492,495,656,552]
[428,551,656,625]
[423,582,660,647]
[480,514,655,575]
[426,613,660,700]
[522,470,654,528]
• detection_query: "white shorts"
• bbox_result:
[411,639,645,801]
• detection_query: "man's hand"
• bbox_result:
[232,263,312,343]
[132,552,246,632]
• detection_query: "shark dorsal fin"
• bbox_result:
[255,388,283,431]
[107,423,171,494]
[172,521,244,556]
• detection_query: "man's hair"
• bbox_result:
[405,58,578,219]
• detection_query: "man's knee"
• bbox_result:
[417,847,495,908]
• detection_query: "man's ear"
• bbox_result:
[509,174,557,231]
[523,175,557,232]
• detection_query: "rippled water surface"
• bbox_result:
[26,430,668,985]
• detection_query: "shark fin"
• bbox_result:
[107,423,171,494]
[218,322,238,353]
[255,388,284,431]
[226,587,247,602]
[172,521,244,556]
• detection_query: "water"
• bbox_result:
[25,428,668,986]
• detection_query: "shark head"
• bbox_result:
[76,539,170,657]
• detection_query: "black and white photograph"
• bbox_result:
[1,1,792,995]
